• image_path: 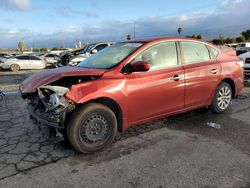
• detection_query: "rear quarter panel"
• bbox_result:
[217,54,244,96]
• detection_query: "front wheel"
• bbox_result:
[210,82,232,114]
[67,103,117,154]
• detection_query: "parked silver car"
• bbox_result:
[0,55,46,71]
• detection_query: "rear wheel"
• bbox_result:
[10,64,20,72]
[210,82,232,114]
[67,103,117,154]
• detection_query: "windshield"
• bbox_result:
[78,42,143,69]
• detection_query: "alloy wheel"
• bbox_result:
[217,86,232,110]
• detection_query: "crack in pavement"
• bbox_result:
[0,92,249,180]
[0,94,208,180]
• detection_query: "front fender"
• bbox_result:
[65,80,129,129]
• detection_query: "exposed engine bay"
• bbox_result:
[37,85,72,113]
[25,75,100,129]
[27,85,74,129]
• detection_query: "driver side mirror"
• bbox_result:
[130,61,150,72]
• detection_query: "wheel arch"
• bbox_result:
[70,97,124,132]
[10,63,21,71]
[93,97,123,132]
[221,78,236,98]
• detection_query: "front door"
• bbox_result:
[125,42,185,124]
[29,56,44,69]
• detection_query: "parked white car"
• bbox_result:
[238,52,250,79]
[0,55,46,71]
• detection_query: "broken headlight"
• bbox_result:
[49,93,60,108]
[37,85,71,113]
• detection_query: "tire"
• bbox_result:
[10,64,20,72]
[210,82,232,114]
[45,62,56,68]
[67,103,117,154]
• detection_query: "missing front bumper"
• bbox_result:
[28,104,66,129]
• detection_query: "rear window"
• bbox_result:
[208,46,220,59]
[16,56,29,60]
[45,54,54,57]
[181,42,210,64]
[29,56,40,60]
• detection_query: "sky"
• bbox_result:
[0,0,249,48]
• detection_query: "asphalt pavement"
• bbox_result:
[0,71,249,188]
[0,92,249,187]
[0,70,39,91]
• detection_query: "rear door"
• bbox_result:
[15,56,30,69]
[29,56,45,69]
[179,41,221,108]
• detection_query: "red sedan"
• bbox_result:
[20,37,244,154]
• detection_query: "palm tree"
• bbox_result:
[18,41,26,54]
[177,27,183,35]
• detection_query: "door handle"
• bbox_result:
[170,75,183,81]
[211,69,219,74]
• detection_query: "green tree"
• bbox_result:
[127,35,132,40]
[40,48,48,52]
[218,35,225,44]
[177,27,183,35]
[191,34,202,40]
[197,34,202,40]
[18,41,25,54]
[32,48,40,52]
[235,37,245,43]
[191,34,197,38]
[212,38,224,45]
[225,38,235,44]
[241,29,250,41]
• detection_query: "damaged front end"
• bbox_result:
[27,85,75,129]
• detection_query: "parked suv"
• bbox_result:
[238,51,250,79]
[20,37,244,154]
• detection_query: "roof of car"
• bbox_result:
[16,54,37,57]
[126,37,203,43]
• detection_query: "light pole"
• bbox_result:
[133,22,136,39]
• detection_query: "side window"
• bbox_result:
[95,44,108,52]
[16,56,29,60]
[29,56,40,60]
[46,54,54,58]
[207,46,220,59]
[181,42,210,64]
[132,42,178,70]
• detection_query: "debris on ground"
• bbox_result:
[0,90,5,101]
[207,122,221,129]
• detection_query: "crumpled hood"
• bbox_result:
[20,66,106,93]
